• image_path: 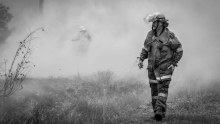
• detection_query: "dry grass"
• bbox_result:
[0,28,44,97]
[0,71,219,124]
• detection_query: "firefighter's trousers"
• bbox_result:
[147,62,174,114]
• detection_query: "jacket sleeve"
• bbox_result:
[169,32,183,66]
[139,31,152,61]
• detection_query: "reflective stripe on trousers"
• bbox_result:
[158,93,167,98]
[149,79,158,84]
[156,75,172,81]
[152,93,167,100]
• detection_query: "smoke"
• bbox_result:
[0,0,220,85]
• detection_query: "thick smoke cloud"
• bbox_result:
[0,0,220,85]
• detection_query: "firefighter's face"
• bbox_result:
[152,20,163,30]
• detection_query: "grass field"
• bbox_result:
[0,71,219,124]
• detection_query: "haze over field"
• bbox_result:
[0,1,220,123]
[0,0,220,83]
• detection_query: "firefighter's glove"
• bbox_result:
[138,60,144,69]
[168,64,175,71]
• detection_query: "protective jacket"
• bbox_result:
[139,28,183,81]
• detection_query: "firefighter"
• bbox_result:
[138,12,183,121]
[72,26,91,42]
[72,26,92,54]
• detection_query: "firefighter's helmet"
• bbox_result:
[143,12,168,24]
[80,26,86,31]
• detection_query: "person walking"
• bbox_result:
[138,12,183,121]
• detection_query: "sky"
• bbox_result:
[0,0,220,84]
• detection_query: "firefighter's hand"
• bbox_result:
[168,64,175,71]
[138,60,144,69]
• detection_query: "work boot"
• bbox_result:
[150,112,164,120]
[154,110,163,121]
